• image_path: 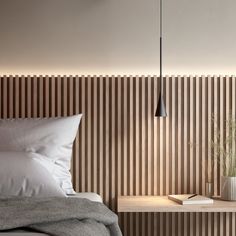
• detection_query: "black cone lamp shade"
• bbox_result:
[155,93,167,117]
[155,0,167,117]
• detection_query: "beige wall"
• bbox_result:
[0,0,235,75]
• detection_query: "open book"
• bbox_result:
[168,194,214,205]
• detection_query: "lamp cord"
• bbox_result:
[160,0,163,95]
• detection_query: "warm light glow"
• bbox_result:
[0,66,235,77]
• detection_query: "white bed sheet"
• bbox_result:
[0,193,103,236]
[68,192,103,203]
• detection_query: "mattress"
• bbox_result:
[0,192,103,236]
[68,192,103,202]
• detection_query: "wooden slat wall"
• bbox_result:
[0,75,236,236]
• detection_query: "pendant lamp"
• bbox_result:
[155,0,167,117]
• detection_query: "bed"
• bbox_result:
[0,116,122,236]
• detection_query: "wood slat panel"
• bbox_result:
[0,75,235,236]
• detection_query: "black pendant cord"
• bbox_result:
[160,38,162,95]
[155,0,167,117]
[160,0,163,95]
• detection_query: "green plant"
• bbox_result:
[211,114,236,177]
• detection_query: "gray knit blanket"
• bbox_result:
[0,197,122,236]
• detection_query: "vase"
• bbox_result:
[206,182,213,198]
[221,176,236,201]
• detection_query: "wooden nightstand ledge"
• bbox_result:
[118,196,236,213]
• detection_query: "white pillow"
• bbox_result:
[0,115,82,194]
[0,152,66,197]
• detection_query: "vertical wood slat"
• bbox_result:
[0,75,236,236]
[202,76,207,196]
[177,76,182,194]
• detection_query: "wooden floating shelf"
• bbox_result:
[118,196,236,213]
